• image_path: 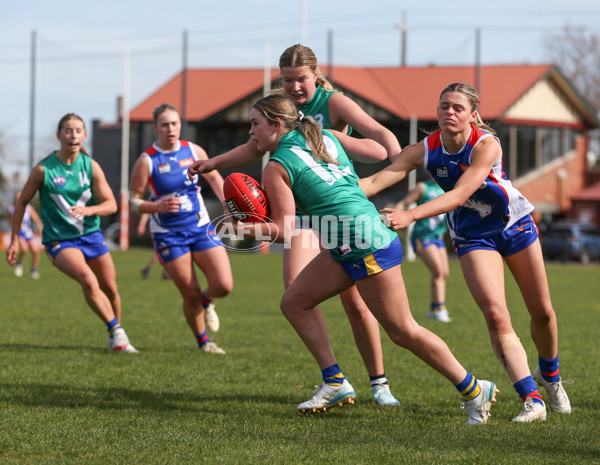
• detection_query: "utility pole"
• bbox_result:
[28,30,36,170]
[475,28,481,92]
[181,30,188,139]
[395,12,410,67]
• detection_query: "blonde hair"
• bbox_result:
[279,44,335,92]
[252,94,338,165]
[57,113,89,155]
[439,83,496,135]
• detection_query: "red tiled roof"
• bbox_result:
[130,64,555,122]
[331,65,554,120]
[130,68,281,122]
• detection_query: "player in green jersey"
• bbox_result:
[237,93,497,423]
[189,44,401,407]
[6,113,138,353]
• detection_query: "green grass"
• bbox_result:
[1,248,599,464]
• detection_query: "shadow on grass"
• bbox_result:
[0,381,304,415]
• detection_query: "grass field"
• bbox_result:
[1,247,599,464]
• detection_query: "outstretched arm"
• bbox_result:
[381,136,502,230]
[358,141,425,198]
[331,130,387,164]
[192,143,226,203]
[187,139,266,180]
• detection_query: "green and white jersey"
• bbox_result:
[412,179,447,240]
[39,152,100,243]
[270,130,395,261]
[297,85,352,134]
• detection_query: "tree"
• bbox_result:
[544,25,600,162]
[544,25,600,113]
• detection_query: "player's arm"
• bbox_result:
[129,156,180,214]
[329,93,402,161]
[358,141,424,198]
[192,143,226,203]
[330,130,387,164]
[69,159,117,218]
[381,137,501,230]
[7,165,44,265]
[188,139,266,180]
[235,161,296,244]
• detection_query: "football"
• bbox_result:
[223,173,271,223]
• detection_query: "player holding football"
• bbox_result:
[6,113,138,353]
[236,92,498,423]
[359,82,571,422]
[129,103,232,354]
[188,44,402,408]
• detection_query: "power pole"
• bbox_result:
[28,30,36,170]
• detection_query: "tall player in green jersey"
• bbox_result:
[240,93,498,423]
[189,44,401,407]
[6,113,138,353]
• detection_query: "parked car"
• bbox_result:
[541,221,600,264]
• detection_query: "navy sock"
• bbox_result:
[514,376,544,405]
[196,331,210,348]
[455,372,481,400]
[538,354,560,383]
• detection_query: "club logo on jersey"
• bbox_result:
[53,176,67,187]
[436,166,449,178]
[459,164,469,172]
[158,163,171,174]
[179,158,194,167]
[463,198,493,217]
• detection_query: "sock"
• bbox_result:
[514,376,544,405]
[321,364,346,386]
[196,331,210,348]
[538,354,560,383]
[106,318,121,335]
[369,374,389,389]
[430,302,446,312]
[200,291,212,309]
[455,372,481,400]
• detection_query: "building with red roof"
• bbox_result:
[93,63,600,227]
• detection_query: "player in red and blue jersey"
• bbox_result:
[361,82,571,422]
[129,104,232,354]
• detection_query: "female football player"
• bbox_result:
[6,113,137,353]
[188,44,402,407]
[129,104,232,354]
[360,82,571,422]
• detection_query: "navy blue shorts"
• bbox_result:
[152,222,223,264]
[338,236,403,281]
[452,214,539,258]
[45,230,109,261]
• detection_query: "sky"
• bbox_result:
[2,0,600,179]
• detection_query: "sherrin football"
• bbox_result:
[223,173,271,223]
